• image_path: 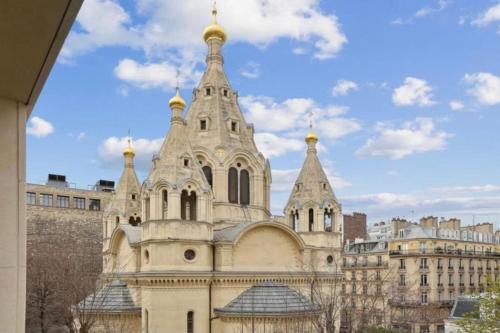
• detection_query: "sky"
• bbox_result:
[27,0,500,227]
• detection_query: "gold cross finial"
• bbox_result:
[308,111,314,130]
[175,71,180,93]
[127,129,131,147]
[212,1,218,23]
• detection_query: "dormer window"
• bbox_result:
[200,119,207,130]
[184,159,189,167]
[205,87,211,96]
[231,121,237,132]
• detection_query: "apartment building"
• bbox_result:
[341,216,500,333]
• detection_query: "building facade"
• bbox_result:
[341,217,500,333]
[83,7,344,333]
[343,212,367,244]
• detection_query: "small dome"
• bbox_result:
[123,146,135,157]
[305,131,319,143]
[203,4,227,43]
[169,88,186,110]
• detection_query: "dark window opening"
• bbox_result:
[184,159,189,167]
[184,249,196,261]
[200,119,207,130]
[309,208,314,232]
[181,190,197,221]
[205,87,211,96]
[291,210,299,231]
[187,311,194,333]
[115,216,120,226]
[231,121,237,132]
[228,167,238,204]
[223,89,228,97]
[324,208,333,232]
[202,166,213,188]
[57,195,70,208]
[131,194,136,200]
[240,169,250,205]
[162,190,168,219]
[89,199,100,211]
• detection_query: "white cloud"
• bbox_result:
[239,62,260,79]
[464,72,500,106]
[240,95,361,144]
[415,0,451,18]
[254,133,303,158]
[356,118,451,159]
[272,165,350,194]
[292,47,307,55]
[471,3,500,28]
[62,0,347,63]
[429,184,500,194]
[114,58,202,90]
[27,117,54,138]
[98,136,163,170]
[76,132,86,141]
[449,100,464,111]
[392,77,435,107]
[332,79,358,97]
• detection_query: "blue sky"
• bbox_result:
[27,0,500,226]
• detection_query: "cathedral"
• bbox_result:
[83,5,344,333]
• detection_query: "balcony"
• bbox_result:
[448,283,454,287]
[458,266,465,273]
[470,266,475,272]
[437,265,443,272]
[486,266,492,271]
[478,267,484,273]
[420,266,430,272]
[448,266,454,271]
[389,249,500,258]
[398,266,406,272]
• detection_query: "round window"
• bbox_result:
[327,255,334,264]
[184,249,196,261]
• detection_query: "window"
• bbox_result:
[438,258,443,269]
[228,167,238,203]
[240,169,250,205]
[205,87,211,95]
[377,256,382,266]
[420,274,428,286]
[180,190,197,221]
[40,194,53,207]
[376,271,381,280]
[400,259,406,269]
[223,89,228,97]
[327,255,334,264]
[420,258,428,269]
[421,292,428,304]
[308,208,314,232]
[89,199,100,211]
[26,192,36,205]
[448,273,454,286]
[74,197,85,209]
[115,216,120,226]
[161,190,168,219]
[231,121,237,132]
[400,274,405,286]
[324,209,333,232]
[376,285,381,294]
[187,311,194,333]
[291,210,298,231]
[438,274,442,285]
[57,196,70,208]
[184,249,196,261]
[202,166,213,188]
[200,119,207,130]
[184,159,189,167]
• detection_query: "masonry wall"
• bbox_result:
[343,213,367,244]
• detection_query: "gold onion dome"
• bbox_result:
[169,87,186,110]
[123,137,135,157]
[203,3,227,43]
[305,131,319,143]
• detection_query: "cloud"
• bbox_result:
[392,77,435,107]
[356,118,451,159]
[415,0,451,18]
[429,184,500,194]
[332,79,359,97]
[239,62,260,79]
[114,58,202,90]
[254,133,303,158]
[464,72,500,106]
[240,96,361,143]
[471,3,500,28]
[449,100,464,111]
[98,136,163,170]
[62,0,347,63]
[27,117,54,138]
[272,166,351,194]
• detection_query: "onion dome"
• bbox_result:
[168,87,186,110]
[123,136,135,157]
[203,3,227,43]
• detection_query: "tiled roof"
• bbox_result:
[76,280,140,313]
[120,224,141,244]
[214,281,320,317]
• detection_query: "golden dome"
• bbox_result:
[169,87,186,110]
[203,3,227,43]
[123,137,135,157]
[305,131,319,143]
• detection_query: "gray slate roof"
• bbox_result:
[450,296,478,319]
[120,224,141,245]
[213,221,255,242]
[76,280,140,313]
[214,281,320,318]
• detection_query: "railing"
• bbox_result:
[448,266,454,270]
[437,265,443,271]
[389,249,500,258]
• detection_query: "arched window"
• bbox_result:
[135,217,142,224]
[187,311,194,333]
[162,190,168,219]
[202,166,213,188]
[240,169,250,205]
[291,210,299,231]
[181,190,188,220]
[129,216,136,226]
[324,208,333,232]
[228,167,238,204]
[309,208,314,232]
[115,216,120,226]
[189,191,197,221]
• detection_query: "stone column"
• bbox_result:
[0,97,27,333]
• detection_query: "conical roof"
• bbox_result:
[214,281,320,317]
